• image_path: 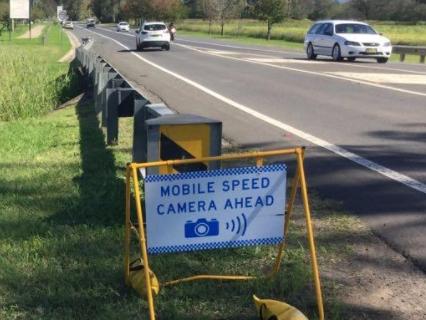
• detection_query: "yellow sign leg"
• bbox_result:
[296,149,324,320]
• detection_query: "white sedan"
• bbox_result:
[304,20,392,63]
[116,21,130,32]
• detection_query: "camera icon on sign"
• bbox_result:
[184,218,219,238]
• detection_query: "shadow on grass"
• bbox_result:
[0,93,143,318]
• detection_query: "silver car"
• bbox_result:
[304,20,392,63]
[117,21,130,32]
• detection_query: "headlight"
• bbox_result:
[383,42,391,47]
[344,41,361,46]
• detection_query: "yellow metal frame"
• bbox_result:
[124,147,324,320]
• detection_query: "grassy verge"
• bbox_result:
[0,23,75,121]
[0,92,371,319]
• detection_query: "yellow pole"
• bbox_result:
[124,166,131,285]
[133,149,298,169]
[272,166,300,274]
[131,166,156,320]
[296,148,324,320]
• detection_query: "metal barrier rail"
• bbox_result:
[75,40,176,161]
[393,45,426,63]
[75,39,222,165]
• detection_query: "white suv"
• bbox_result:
[304,20,392,63]
[135,22,170,51]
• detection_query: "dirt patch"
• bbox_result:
[59,31,81,63]
[18,25,45,39]
[308,200,426,320]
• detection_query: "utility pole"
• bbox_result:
[29,0,32,40]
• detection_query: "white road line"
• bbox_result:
[177,38,426,75]
[76,26,426,195]
[177,42,426,97]
[177,38,303,55]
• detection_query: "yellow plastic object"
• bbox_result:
[129,259,160,297]
[253,295,308,320]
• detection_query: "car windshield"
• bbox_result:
[335,23,376,34]
[144,24,166,31]
[119,22,128,25]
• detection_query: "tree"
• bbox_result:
[201,0,219,34]
[254,0,285,40]
[31,0,56,20]
[287,0,314,19]
[91,0,116,22]
[121,0,186,22]
[0,0,9,22]
[216,0,244,36]
[308,0,337,20]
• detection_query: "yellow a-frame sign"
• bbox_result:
[124,147,324,320]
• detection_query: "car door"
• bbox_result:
[317,23,335,56]
[311,23,324,54]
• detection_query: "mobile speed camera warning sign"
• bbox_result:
[144,164,287,254]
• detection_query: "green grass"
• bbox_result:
[0,95,365,319]
[0,23,26,40]
[0,23,75,121]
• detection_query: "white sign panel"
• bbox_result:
[57,6,63,20]
[145,165,287,254]
[10,0,29,19]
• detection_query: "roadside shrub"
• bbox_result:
[0,47,72,121]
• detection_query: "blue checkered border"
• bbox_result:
[147,237,284,255]
[145,164,287,183]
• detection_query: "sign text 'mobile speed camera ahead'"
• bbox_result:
[145,164,287,254]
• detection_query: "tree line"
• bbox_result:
[1,0,426,25]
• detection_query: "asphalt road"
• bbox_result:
[72,25,426,271]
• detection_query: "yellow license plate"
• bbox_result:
[366,48,377,53]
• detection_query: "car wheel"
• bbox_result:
[332,44,342,61]
[164,44,170,51]
[306,43,317,60]
[377,57,388,63]
[347,57,356,62]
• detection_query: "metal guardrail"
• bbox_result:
[393,45,426,63]
[76,38,173,161]
[75,38,222,165]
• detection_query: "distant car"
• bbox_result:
[135,21,170,51]
[304,20,392,63]
[63,21,74,30]
[116,21,130,32]
[86,18,96,28]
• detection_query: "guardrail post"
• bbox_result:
[399,53,405,62]
[132,94,150,162]
[421,55,425,64]
[106,85,132,145]
[100,65,116,127]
